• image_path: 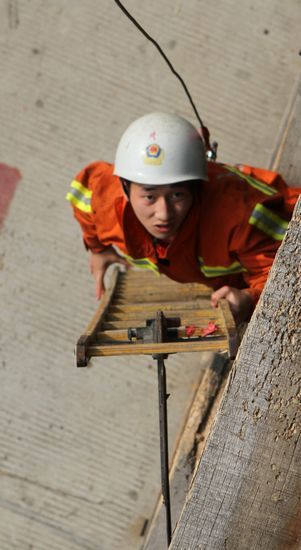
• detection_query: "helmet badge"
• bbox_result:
[144,143,165,165]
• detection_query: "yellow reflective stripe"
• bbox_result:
[198,257,247,278]
[249,204,288,241]
[121,253,159,275]
[70,180,92,198]
[66,180,92,213]
[225,166,277,196]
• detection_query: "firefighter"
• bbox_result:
[66,112,300,323]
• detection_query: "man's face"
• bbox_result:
[129,182,193,241]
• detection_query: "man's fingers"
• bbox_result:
[95,271,105,300]
[211,286,253,323]
[211,286,230,307]
[117,257,130,270]
[96,259,129,299]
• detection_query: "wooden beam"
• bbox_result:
[170,74,301,548]
[170,206,301,547]
[87,338,229,357]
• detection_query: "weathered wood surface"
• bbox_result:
[170,196,301,549]
[169,72,301,549]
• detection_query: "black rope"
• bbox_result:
[113,0,206,133]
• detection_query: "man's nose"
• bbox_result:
[155,197,172,221]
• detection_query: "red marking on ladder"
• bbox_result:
[202,322,218,336]
[0,163,22,227]
[185,324,196,337]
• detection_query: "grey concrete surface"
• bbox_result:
[0,1,300,549]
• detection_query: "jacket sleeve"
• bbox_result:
[233,197,290,304]
[235,229,281,304]
[66,163,106,254]
[227,164,298,304]
[238,164,301,216]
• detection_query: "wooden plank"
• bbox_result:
[76,265,120,366]
[116,285,211,296]
[107,300,210,313]
[104,309,217,322]
[218,299,239,358]
[112,291,209,302]
[116,272,210,291]
[114,278,210,293]
[170,203,301,544]
[108,302,214,313]
[88,338,229,357]
[101,315,221,330]
[97,324,226,340]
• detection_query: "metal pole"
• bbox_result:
[157,355,172,546]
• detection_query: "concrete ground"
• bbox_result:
[0,1,300,549]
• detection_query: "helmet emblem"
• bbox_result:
[144,143,165,165]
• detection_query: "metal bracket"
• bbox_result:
[128,313,181,345]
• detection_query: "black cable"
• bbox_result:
[113,0,206,133]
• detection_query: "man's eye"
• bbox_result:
[144,195,154,201]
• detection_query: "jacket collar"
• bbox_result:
[114,194,201,258]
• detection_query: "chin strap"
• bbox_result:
[120,178,130,198]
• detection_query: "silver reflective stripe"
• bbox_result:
[225,166,277,196]
[198,257,247,278]
[115,248,159,274]
[249,204,288,240]
[68,187,91,206]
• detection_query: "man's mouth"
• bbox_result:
[154,224,173,234]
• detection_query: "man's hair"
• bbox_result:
[120,178,203,198]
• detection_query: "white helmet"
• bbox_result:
[113,112,208,185]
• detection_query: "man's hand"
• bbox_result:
[211,286,253,323]
[89,247,129,300]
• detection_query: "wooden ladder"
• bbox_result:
[76,267,237,367]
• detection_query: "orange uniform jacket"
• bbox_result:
[67,161,300,305]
